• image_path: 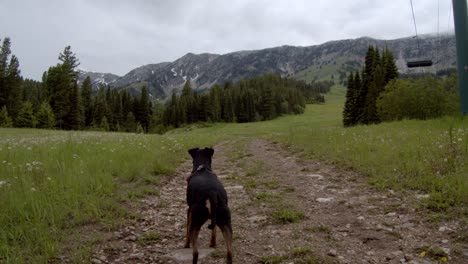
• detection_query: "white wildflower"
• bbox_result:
[31,187,36,191]
[444,158,448,162]
[0,180,6,188]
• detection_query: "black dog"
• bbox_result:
[185,147,233,264]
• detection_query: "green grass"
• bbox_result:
[0,129,220,263]
[138,232,161,245]
[1,86,467,261]
[272,208,305,224]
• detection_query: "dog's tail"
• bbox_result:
[207,192,217,230]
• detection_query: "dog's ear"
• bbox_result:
[188,147,199,158]
[205,147,214,158]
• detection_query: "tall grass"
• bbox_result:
[0,129,220,263]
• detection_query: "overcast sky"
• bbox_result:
[0,0,455,80]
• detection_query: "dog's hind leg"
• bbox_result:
[209,226,216,247]
[219,224,233,264]
[190,227,201,264]
[185,207,192,248]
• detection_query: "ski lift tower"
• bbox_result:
[453,0,468,114]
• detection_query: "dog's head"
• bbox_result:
[188,147,214,171]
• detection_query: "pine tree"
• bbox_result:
[0,38,22,121]
[245,90,256,122]
[125,112,136,132]
[65,83,81,130]
[112,91,123,130]
[197,94,207,122]
[58,46,80,82]
[165,92,179,127]
[100,116,110,131]
[5,55,22,120]
[81,76,93,127]
[47,65,70,128]
[22,79,43,110]
[357,46,377,124]
[15,101,35,127]
[209,84,222,122]
[343,73,356,127]
[136,123,144,134]
[41,71,49,101]
[0,37,12,110]
[0,106,12,127]
[36,101,55,129]
[135,86,150,131]
[383,47,398,83]
[353,72,362,125]
[149,100,165,133]
[180,80,195,123]
[92,86,107,126]
[260,85,274,120]
[222,91,235,122]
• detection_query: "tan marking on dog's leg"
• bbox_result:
[220,224,233,264]
[185,207,192,248]
[191,228,201,264]
[205,199,211,215]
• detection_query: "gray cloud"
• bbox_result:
[0,0,454,80]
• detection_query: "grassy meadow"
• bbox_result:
[1,86,467,262]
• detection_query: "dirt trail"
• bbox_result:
[91,139,468,264]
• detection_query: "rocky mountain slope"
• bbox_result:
[77,70,119,88]
[79,34,456,99]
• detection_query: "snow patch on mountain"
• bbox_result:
[190,73,199,81]
[171,68,177,76]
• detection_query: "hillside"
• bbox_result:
[78,34,456,99]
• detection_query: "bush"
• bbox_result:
[36,102,56,129]
[15,101,35,128]
[0,106,13,127]
[377,76,458,121]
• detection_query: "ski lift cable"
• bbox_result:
[406,0,434,68]
[447,0,452,35]
[409,0,420,50]
[436,0,440,67]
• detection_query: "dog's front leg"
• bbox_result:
[185,207,192,248]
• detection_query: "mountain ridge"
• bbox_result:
[78,34,456,99]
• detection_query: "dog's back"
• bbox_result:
[187,167,230,229]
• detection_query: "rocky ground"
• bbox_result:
[90,139,468,263]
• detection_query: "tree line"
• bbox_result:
[0,37,329,133]
[162,74,313,128]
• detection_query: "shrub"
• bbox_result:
[377,76,458,121]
